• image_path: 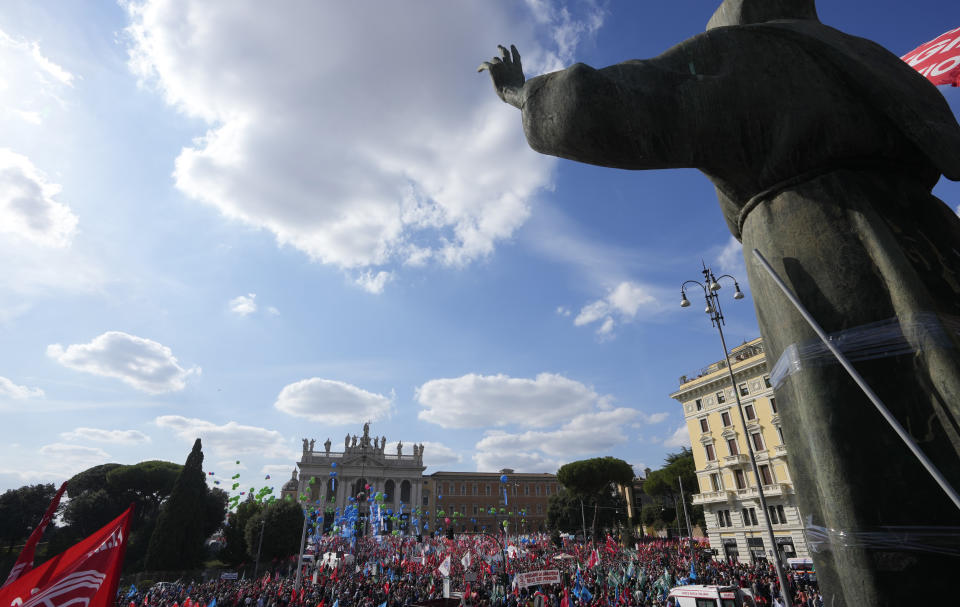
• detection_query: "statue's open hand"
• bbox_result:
[478,44,525,109]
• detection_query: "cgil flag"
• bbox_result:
[0,505,133,607]
[2,481,68,587]
[460,551,472,568]
[901,26,960,87]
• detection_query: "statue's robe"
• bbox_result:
[518,19,960,606]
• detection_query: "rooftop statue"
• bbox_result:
[481,1,960,604]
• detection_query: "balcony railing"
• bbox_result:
[722,454,750,465]
[733,483,794,500]
[692,490,733,505]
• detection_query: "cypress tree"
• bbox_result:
[145,438,208,571]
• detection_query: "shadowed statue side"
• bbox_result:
[481,1,960,604]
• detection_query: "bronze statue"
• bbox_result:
[324,438,331,454]
[481,1,960,604]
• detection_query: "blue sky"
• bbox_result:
[0,0,957,495]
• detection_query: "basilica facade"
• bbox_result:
[280,422,426,521]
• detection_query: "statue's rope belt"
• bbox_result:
[805,520,960,556]
[769,311,960,390]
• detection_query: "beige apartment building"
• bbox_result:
[671,338,809,563]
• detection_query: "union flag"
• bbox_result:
[0,505,133,607]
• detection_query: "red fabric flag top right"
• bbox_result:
[902,26,960,86]
[0,505,133,607]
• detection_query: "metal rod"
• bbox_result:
[751,248,960,512]
[678,476,696,573]
[294,510,308,589]
[253,517,266,579]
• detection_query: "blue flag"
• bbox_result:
[689,562,697,580]
[209,599,217,607]
[332,601,339,607]
[126,585,137,599]
[378,602,387,607]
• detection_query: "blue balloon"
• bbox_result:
[500,474,508,483]
[331,462,337,468]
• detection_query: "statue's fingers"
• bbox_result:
[510,45,521,67]
[498,45,510,62]
[478,61,495,73]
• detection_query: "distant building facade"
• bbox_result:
[671,338,809,562]
[281,422,426,532]
[424,469,559,534]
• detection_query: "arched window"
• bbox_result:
[385,479,396,503]
[400,480,412,503]
[326,477,336,500]
[354,477,368,497]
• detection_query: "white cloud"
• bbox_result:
[639,412,669,424]
[574,281,659,337]
[0,149,78,247]
[229,293,257,316]
[39,443,109,462]
[386,440,462,468]
[60,427,150,444]
[716,236,745,278]
[475,408,638,458]
[354,271,392,295]
[555,306,571,317]
[0,28,75,125]
[47,331,199,394]
[0,376,44,399]
[472,450,560,474]
[122,2,604,280]
[662,425,691,448]
[155,415,294,459]
[417,372,600,429]
[274,378,392,425]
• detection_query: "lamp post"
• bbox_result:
[681,264,792,607]
[253,517,266,579]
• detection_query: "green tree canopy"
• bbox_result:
[643,448,704,531]
[0,483,57,550]
[556,457,633,541]
[244,499,303,562]
[219,498,262,566]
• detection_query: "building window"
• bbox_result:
[695,398,703,411]
[741,508,751,526]
[699,418,709,433]
[751,432,765,451]
[739,383,749,396]
[724,510,732,526]
[721,411,732,427]
[524,484,530,496]
[717,510,726,528]
[727,438,739,456]
[536,503,543,514]
[473,504,479,515]
[535,484,541,496]
[768,506,783,524]
[485,484,491,496]
[770,397,778,414]
[511,485,517,496]
[749,508,758,526]
[759,464,774,485]
[734,469,747,490]
[777,427,785,444]
[445,482,451,495]
[545,484,551,496]
[710,473,721,491]
[705,444,716,461]
[716,390,726,404]
[764,376,772,388]
[744,404,756,420]
[777,505,786,524]
[461,483,467,496]
[472,483,478,496]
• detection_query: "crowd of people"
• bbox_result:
[121,534,821,607]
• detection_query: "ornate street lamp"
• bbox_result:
[681,263,792,607]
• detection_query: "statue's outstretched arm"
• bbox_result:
[478,45,525,109]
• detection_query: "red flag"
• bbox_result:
[2,482,68,587]
[586,549,599,569]
[561,586,570,607]
[0,505,133,607]
[291,588,297,604]
[902,26,960,87]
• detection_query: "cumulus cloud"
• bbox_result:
[475,408,638,458]
[0,149,78,247]
[39,443,109,463]
[639,412,670,424]
[354,271,392,295]
[662,425,691,448]
[0,376,44,399]
[60,427,150,444]
[574,281,659,337]
[122,2,603,282]
[229,293,257,316]
[473,450,560,474]
[261,463,293,477]
[156,415,293,458]
[47,331,199,394]
[417,373,600,429]
[274,378,392,425]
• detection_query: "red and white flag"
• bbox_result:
[2,482,68,587]
[437,555,451,577]
[902,26,960,87]
[0,505,133,607]
[586,548,599,569]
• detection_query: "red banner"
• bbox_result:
[0,506,133,607]
[2,482,68,587]
[901,26,960,87]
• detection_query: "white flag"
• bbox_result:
[461,551,472,568]
[438,555,451,577]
